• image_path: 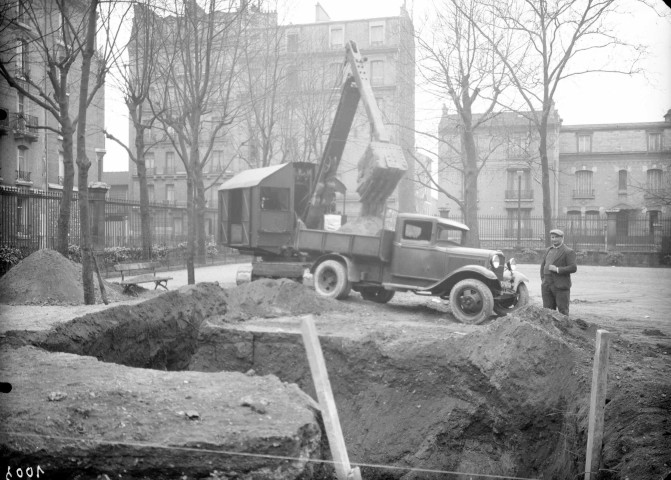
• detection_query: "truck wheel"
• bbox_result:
[449,279,494,325]
[494,283,529,316]
[314,260,351,300]
[361,288,395,304]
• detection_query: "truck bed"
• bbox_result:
[297,228,394,262]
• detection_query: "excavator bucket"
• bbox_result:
[356,141,407,217]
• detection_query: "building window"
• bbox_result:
[147,184,155,203]
[286,32,298,53]
[647,168,663,192]
[17,148,27,180]
[585,210,601,235]
[166,184,174,202]
[17,197,28,235]
[16,2,26,24]
[574,169,594,198]
[145,152,155,174]
[165,151,175,174]
[16,38,29,78]
[618,169,627,192]
[210,150,224,173]
[507,134,528,158]
[648,132,662,152]
[506,169,532,199]
[505,209,531,238]
[369,21,385,46]
[370,60,384,86]
[329,26,343,49]
[577,134,591,153]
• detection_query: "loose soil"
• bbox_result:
[0,250,669,479]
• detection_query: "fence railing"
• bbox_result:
[0,187,219,254]
[2,186,669,258]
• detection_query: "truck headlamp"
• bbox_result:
[490,254,500,269]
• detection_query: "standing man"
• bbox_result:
[540,229,577,315]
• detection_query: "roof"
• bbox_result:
[397,213,470,231]
[218,164,288,191]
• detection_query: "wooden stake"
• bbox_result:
[92,253,109,305]
[301,315,361,480]
[584,329,611,480]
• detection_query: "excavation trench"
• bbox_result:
[2,280,596,479]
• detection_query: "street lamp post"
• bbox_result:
[517,170,523,250]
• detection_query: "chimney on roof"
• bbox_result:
[315,2,330,22]
[664,109,671,123]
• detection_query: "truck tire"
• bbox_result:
[361,287,395,304]
[449,279,494,325]
[314,260,351,300]
[494,283,529,316]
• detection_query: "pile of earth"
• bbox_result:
[0,249,125,306]
[218,277,349,322]
[338,215,383,235]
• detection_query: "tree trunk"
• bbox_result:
[195,174,207,264]
[135,129,152,260]
[57,119,75,256]
[539,112,553,247]
[76,0,99,305]
[186,174,195,284]
[462,129,481,247]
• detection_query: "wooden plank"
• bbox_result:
[301,316,361,480]
[584,329,611,480]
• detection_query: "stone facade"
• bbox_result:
[439,108,671,223]
[0,1,105,193]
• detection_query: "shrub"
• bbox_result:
[0,245,26,272]
[517,248,539,263]
[605,251,624,266]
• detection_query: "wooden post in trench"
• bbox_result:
[301,315,362,480]
[584,329,611,480]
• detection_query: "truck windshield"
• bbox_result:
[436,224,465,246]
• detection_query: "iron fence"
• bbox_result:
[2,186,669,257]
[0,187,218,252]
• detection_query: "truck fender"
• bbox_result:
[310,254,360,283]
[503,270,530,291]
[430,265,499,296]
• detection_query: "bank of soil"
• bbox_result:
[0,250,669,479]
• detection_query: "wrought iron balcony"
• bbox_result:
[11,112,39,141]
[572,189,595,199]
[505,189,534,201]
[16,169,32,182]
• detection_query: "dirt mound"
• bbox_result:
[338,215,383,235]
[220,278,347,321]
[0,249,124,306]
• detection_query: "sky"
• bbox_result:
[104,0,671,171]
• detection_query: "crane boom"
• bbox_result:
[303,40,407,229]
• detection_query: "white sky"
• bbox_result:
[104,0,671,171]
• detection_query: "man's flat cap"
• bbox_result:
[550,229,564,237]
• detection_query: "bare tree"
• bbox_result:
[106,1,163,260]
[414,0,509,246]
[456,0,653,246]
[0,0,125,303]
[148,0,246,284]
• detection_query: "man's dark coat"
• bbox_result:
[540,245,577,289]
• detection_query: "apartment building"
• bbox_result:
[438,108,562,236]
[558,111,671,237]
[0,1,106,193]
[126,3,415,229]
